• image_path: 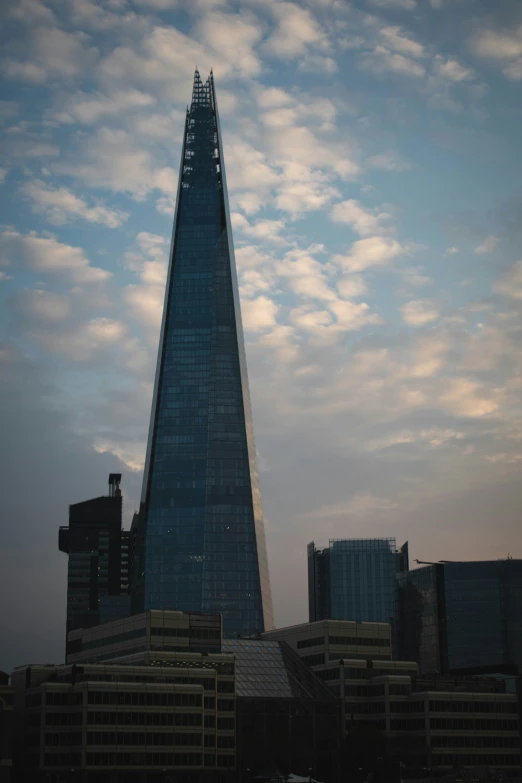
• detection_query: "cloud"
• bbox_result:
[264,2,329,59]
[337,275,368,298]
[194,11,264,78]
[21,180,128,227]
[225,139,280,207]
[298,55,337,74]
[432,54,474,83]
[33,318,128,363]
[493,261,522,301]
[255,86,294,109]
[367,152,410,172]
[240,218,288,245]
[0,230,110,284]
[241,296,279,332]
[401,299,439,326]
[55,128,177,202]
[334,236,406,272]
[379,26,425,59]
[359,46,426,78]
[267,125,359,180]
[11,289,72,323]
[275,165,340,216]
[367,0,416,8]
[55,89,157,124]
[3,27,97,83]
[474,235,499,255]
[123,232,169,335]
[438,378,499,418]
[469,24,522,81]
[299,493,398,520]
[330,199,392,237]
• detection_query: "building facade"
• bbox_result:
[132,69,273,638]
[396,559,522,674]
[264,620,522,776]
[223,638,343,782]
[308,539,409,624]
[316,658,521,774]
[262,618,393,667]
[0,672,14,783]
[12,655,236,783]
[67,610,222,664]
[58,474,130,658]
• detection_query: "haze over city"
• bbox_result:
[1,0,522,675]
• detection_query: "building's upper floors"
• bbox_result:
[261,618,392,667]
[67,609,222,664]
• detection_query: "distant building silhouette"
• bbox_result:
[58,474,129,658]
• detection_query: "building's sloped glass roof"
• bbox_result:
[222,639,335,700]
[223,639,294,698]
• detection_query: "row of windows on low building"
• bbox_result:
[431,736,520,749]
[84,712,234,729]
[432,754,521,767]
[345,700,518,715]
[296,635,390,651]
[42,751,235,768]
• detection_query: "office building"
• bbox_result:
[132,69,274,637]
[308,539,409,624]
[58,474,130,657]
[11,612,344,782]
[223,638,342,782]
[66,609,222,664]
[396,559,522,674]
[0,671,14,783]
[11,654,236,783]
[262,618,393,666]
[318,658,520,773]
[264,620,521,776]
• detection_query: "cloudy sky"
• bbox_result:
[1,0,522,672]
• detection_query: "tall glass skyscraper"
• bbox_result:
[308,538,409,625]
[132,71,274,637]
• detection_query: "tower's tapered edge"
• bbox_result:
[133,70,274,635]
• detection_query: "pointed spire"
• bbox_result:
[191,67,213,109]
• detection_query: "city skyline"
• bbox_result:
[1,0,522,673]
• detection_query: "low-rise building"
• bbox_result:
[264,621,521,776]
[261,618,392,667]
[0,671,14,783]
[12,654,235,783]
[67,609,222,664]
[11,610,234,782]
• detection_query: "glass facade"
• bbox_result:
[329,539,398,624]
[307,542,331,622]
[308,539,408,625]
[134,71,274,637]
[396,559,522,674]
[444,560,522,671]
[396,564,444,674]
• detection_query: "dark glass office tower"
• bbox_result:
[133,71,274,636]
[396,559,522,674]
[59,474,130,658]
[308,539,409,624]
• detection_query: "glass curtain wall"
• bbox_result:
[329,538,397,624]
[134,71,274,637]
